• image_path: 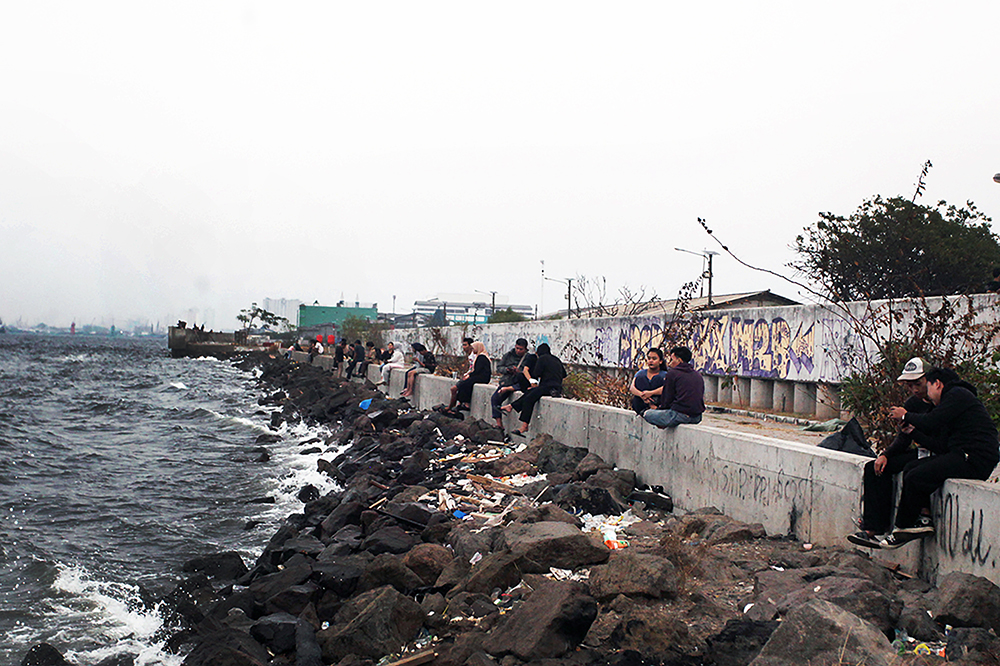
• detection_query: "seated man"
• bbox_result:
[642,346,705,428]
[875,367,1000,549]
[346,340,365,378]
[503,343,565,437]
[379,341,405,385]
[848,357,934,546]
[491,338,531,428]
[401,343,437,398]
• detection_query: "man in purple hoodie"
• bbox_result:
[643,346,705,429]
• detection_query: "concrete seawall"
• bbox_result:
[293,351,1000,587]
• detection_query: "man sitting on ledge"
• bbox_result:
[642,346,705,429]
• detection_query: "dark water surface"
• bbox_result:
[0,335,339,665]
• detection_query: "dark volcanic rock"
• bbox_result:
[935,572,1000,633]
[483,579,597,660]
[181,628,271,666]
[536,439,589,474]
[182,552,249,581]
[402,543,453,586]
[500,520,610,571]
[775,575,901,636]
[20,643,70,666]
[250,612,299,654]
[360,526,417,555]
[356,553,424,594]
[750,598,893,666]
[704,619,778,666]
[587,551,680,601]
[316,585,425,661]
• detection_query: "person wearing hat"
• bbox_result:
[848,357,934,547]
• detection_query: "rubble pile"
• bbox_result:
[23,353,1000,666]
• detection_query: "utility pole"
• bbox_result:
[675,248,719,306]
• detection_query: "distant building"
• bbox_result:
[262,298,303,327]
[298,302,378,340]
[567,290,800,319]
[412,293,534,325]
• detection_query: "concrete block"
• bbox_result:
[717,378,734,405]
[749,379,773,410]
[793,383,817,416]
[703,375,720,403]
[815,384,841,419]
[772,381,794,414]
[735,378,751,407]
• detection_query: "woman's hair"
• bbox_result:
[536,343,551,356]
[647,348,665,366]
[472,341,486,355]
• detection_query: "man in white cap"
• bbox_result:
[848,357,934,548]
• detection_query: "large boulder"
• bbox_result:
[317,585,425,661]
[250,612,298,654]
[182,552,249,581]
[775,575,901,636]
[750,599,894,666]
[356,553,424,594]
[180,629,271,666]
[587,551,680,601]
[360,526,417,555]
[20,644,70,666]
[403,543,453,586]
[499,520,610,572]
[483,579,597,660]
[935,572,1000,633]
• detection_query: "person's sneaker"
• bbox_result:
[847,530,882,549]
[879,531,922,549]
[895,516,934,535]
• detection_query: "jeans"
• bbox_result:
[643,409,701,428]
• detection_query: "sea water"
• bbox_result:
[0,335,341,665]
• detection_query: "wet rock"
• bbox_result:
[181,628,271,666]
[280,535,326,561]
[483,579,597,660]
[357,553,424,594]
[312,557,369,597]
[750,598,894,666]
[298,484,320,502]
[248,561,312,605]
[296,617,324,666]
[500,520,610,572]
[587,551,680,601]
[182,552,249,581]
[20,644,70,666]
[318,525,363,559]
[265,582,319,616]
[935,572,1000,633]
[316,585,425,661]
[360,525,417,555]
[320,500,365,540]
[250,612,299,654]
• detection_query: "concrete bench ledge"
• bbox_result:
[289,353,1000,585]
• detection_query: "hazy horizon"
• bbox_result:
[3,2,999,330]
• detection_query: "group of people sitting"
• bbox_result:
[850,357,999,550]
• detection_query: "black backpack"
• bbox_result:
[423,351,437,373]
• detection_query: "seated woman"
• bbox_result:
[441,341,492,415]
[401,343,436,398]
[502,343,566,437]
[629,348,668,415]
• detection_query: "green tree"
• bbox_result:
[792,196,1000,302]
[486,307,528,324]
[236,303,290,333]
[340,314,388,346]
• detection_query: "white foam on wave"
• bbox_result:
[193,356,221,363]
[54,353,93,363]
[203,408,273,433]
[50,565,183,666]
[252,419,348,524]
[166,382,188,390]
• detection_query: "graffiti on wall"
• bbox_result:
[689,315,816,380]
[937,491,995,569]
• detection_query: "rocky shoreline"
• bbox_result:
[21,353,1000,666]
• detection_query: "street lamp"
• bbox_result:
[675,248,719,306]
[475,290,498,319]
[544,275,573,319]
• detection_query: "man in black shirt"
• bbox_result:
[503,343,565,437]
[848,357,933,547]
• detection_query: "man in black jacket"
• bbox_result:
[490,338,531,428]
[642,346,705,429]
[877,367,999,548]
[848,357,934,547]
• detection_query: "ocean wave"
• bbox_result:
[50,565,183,666]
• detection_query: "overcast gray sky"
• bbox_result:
[2,1,998,330]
